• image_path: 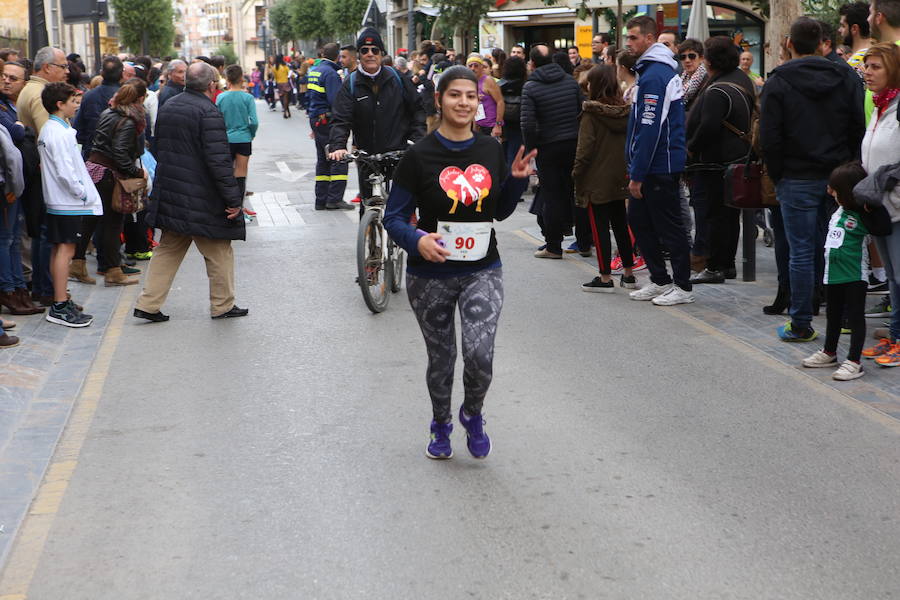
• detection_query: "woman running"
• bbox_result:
[384,66,535,460]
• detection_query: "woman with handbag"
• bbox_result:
[686,36,755,285]
[79,78,148,287]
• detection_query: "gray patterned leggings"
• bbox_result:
[406,267,504,423]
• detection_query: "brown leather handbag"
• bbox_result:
[111,171,147,214]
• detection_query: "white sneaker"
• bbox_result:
[832,360,864,381]
[629,283,672,301]
[651,286,695,306]
[802,350,838,368]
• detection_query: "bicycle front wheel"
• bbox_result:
[357,207,391,313]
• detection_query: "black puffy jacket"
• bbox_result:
[760,56,865,182]
[520,63,583,149]
[147,89,244,241]
[686,69,755,167]
[328,67,425,153]
[90,107,145,179]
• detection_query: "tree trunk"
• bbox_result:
[766,0,801,75]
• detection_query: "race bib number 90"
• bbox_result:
[437,221,492,261]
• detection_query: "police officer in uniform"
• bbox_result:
[307,43,353,210]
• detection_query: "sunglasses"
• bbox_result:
[360,47,381,56]
[679,53,699,60]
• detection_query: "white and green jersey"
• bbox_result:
[824,207,869,285]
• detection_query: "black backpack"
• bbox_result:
[499,79,522,128]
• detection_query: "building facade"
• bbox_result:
[483,0,767,73]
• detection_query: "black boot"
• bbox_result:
[763,285,790,315]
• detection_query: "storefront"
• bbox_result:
[482,0,766,71]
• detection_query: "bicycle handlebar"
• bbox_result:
[338,150,406,165]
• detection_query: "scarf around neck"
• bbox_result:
[110,102,146,135]
[874,88,900,117]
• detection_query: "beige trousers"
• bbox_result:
[135,231,235,316]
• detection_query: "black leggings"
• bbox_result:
[74,172,124,271]
[588,200,633,275]
[406,268,504,423]
[824,281,867,362]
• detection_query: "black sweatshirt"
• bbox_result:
[384,131,527,278]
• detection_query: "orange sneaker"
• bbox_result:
[874,342,900,367]
[863,338,893,359]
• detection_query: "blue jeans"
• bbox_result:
[0,200,25,291]
[776,178,829,330]
[31,222,52,297]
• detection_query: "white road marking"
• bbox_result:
[250,191,305,227]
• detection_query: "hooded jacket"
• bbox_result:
[760,56,865,182]
[520,62,582,149]
[327,66,426,154]
[573,101,629,206]
[626,43,687,181]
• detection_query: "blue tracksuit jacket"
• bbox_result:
[626,43,687,181]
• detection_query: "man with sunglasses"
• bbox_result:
[327,27,425,213]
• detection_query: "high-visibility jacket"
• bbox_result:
[306,59,342,118]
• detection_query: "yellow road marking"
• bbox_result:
[510,228,900,434]
[0,285,139,598]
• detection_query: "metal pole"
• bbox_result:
[92,17,101,75]
[742,209,756,282]
[407,0,414,55]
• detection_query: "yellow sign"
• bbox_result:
[576,25,594,59]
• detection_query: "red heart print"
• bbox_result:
[438,164,492,208]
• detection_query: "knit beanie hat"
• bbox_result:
[356,27,386,53]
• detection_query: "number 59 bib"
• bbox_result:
[437,221,493,261]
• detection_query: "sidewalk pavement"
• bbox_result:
[0,279,124,566]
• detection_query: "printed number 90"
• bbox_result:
[455,237,475,250]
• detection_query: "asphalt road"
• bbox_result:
[2,101,900,600]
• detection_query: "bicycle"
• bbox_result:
[342,150,406,314]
